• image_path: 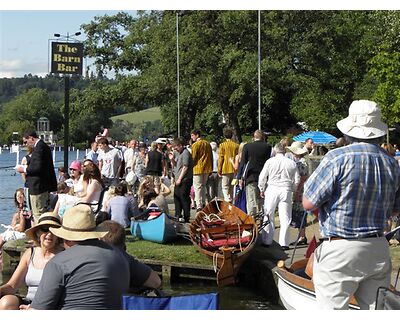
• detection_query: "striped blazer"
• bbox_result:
[192,138,213,175]
[218,139,239,175]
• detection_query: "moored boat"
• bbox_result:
[189,199,258,287]
[275,257,360,310]
[131,212,178,244]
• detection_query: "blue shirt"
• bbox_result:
[86,150,98,164]
[303,142,400,238]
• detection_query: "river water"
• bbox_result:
[0,148,86,227]
[0,148,283,310]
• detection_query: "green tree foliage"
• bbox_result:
[0,88,63,144]
[68,80,115,145]
[82,10,394,141]
[363,11,400,126]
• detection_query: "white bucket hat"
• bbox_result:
[336,100,387,139]
[286,141,308,156]
[50,204,108,241]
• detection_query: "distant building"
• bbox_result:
[37,117,57,145]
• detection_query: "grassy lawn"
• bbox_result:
[111,107,161,124]
[125,235,211,266]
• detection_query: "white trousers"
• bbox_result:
[193,174,209,209]
[261,185,293,246]
[313,237,391,310]
[221,173,234,202]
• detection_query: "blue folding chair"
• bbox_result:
[122,292,219,310]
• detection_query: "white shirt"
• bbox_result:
[98,148,122,178]
[258,153,300,192]
[123,148,136,169]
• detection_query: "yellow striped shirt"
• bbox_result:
[218,139,239,174]
[192,139,213,175]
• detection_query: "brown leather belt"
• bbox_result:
[321,232,383,242]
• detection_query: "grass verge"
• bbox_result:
[125,235,210,266]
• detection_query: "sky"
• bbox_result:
[1,1,399,78]
[0,10,131,78]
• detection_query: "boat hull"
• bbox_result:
[189,199,258,286]
[275,259,359,310]
[131,212,178,244]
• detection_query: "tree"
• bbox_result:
[0,88,63,144]
[81,10,396,141]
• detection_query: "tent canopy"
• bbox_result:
[293,131,337,144]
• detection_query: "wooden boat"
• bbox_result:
[189,199,258,287]
[131,212,178,244]
[275,257,360,310]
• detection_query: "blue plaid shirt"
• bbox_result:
[304,142,400,238]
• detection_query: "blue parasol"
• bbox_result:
[293,131,337,144]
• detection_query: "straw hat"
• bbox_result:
[50,204,109,241]
[286,141,308,156]
[336,100,387,139]
[25,211,62,241]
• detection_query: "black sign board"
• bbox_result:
[51,41,83,75]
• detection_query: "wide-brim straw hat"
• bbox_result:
[50,204,109,241]
[336,100,387,139]
[25,211,62,240]
[286,141,308,156]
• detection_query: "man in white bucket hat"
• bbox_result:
[303,100,400,309]
[25,204,129,310]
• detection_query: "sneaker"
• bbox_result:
[178,218,185,223]
[281,246,290,251]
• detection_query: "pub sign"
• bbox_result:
[51,41,83,75]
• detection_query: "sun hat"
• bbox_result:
[286,141,308,156]
[336,100,388,139]
[69,160,82,172]
[25,211,62,241]
[155,138,168,144]
[49,204,109,241]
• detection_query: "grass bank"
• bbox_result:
[111,107,161,124]
[125,235,210,265]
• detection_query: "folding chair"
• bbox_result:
[122,292,219,310]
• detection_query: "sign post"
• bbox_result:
[50,37,83,170]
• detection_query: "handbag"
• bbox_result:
[126,170,138,185]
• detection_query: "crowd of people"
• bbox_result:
[2,98,400,309]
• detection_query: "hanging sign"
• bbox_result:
[51,41,83,75]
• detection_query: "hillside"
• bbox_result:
[111,107,161,124]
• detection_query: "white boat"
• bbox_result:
[275,258,359,310]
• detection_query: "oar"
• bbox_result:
[290,210,309,265]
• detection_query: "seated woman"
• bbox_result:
[78,160,104,206]
[138,175,170,214]
[0,188,32,250]
[54,162,104,216]
[107,182,139,228]
[0,212,62,310]
[69,160,84,197]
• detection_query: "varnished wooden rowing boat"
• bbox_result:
[275,257,360,310]
[189,199,258,287]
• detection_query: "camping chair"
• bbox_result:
[122,292,219,310]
